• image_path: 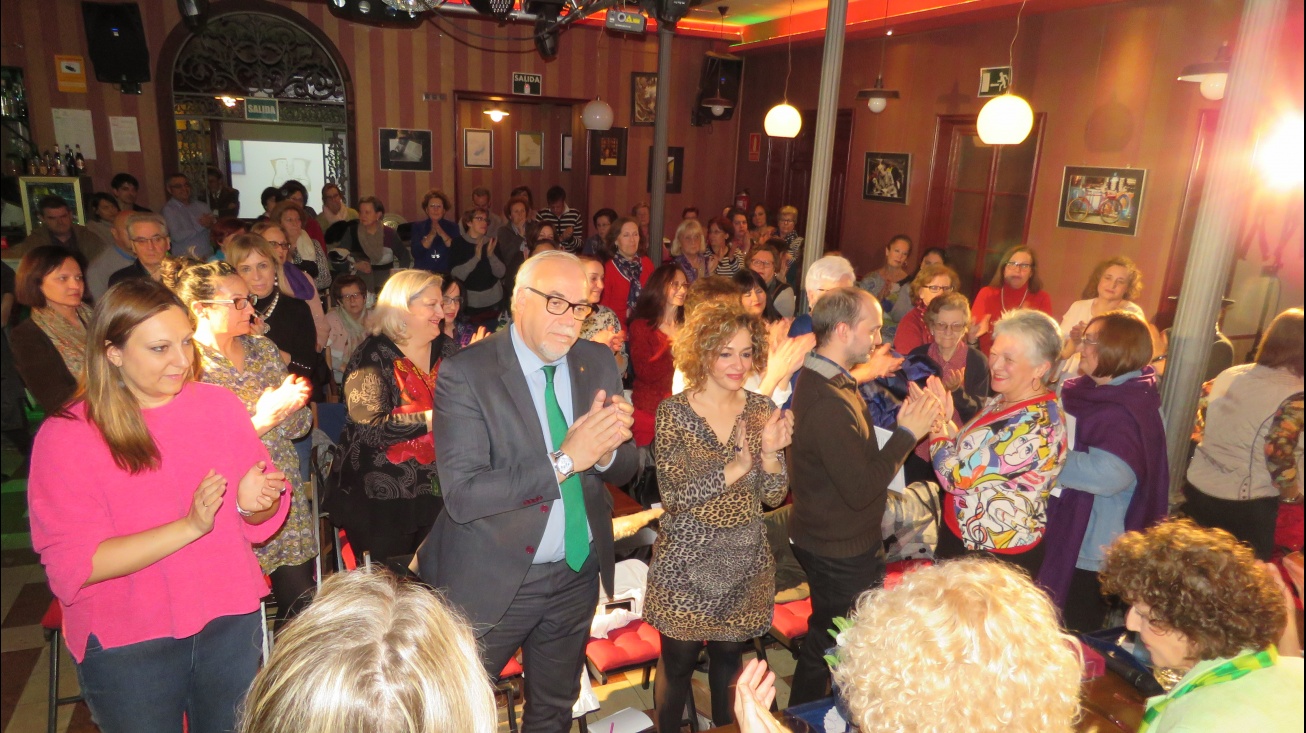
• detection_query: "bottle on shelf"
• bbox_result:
[64,146,75,176]
[74,145,86,175]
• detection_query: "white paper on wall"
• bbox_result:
[52,108,97,159]
[109,116,141,152]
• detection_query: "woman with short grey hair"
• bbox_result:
[925,308,1068,575]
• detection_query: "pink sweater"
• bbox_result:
[29,382,289,661]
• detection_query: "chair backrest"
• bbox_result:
[317,402,348,445]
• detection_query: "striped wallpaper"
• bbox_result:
[1,0,743,235]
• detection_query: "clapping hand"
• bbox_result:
[728,416,753,475]
[560,390,635,473]
[851,344,904,384]
[900,381,946,439]
[941,367,965,393]
[185,469,228,536]
[770,333,816,382]
[733,659,789,733]
[253,375,311,435]
[767,318,793,354]
[1068,321,1087,344]
[967,314,991,344]
[469,326,490,345]
[760,408,795,454]
[236,461,286,517]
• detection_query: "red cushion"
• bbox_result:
[42,600,62,631]
[585,619,661,672]
[884,559,934,590]
[771,598,812,640]
[339,530,358,571]
[500,657,523,679]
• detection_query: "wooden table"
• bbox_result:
[607,482,645,517]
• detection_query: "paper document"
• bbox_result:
[874,426,907,494]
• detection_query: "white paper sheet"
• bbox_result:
[874,426,907,494]
[109,116,141,152]
[52,108,97,160]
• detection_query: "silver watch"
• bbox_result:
[550,450,575,479]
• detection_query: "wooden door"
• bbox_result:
[759,109,854,248]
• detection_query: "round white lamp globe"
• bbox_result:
[977,94,1034,145]
[582,98,614,131]
[764,103,802,138]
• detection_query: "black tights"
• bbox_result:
[268,558,316,629]
[654,635,746,733]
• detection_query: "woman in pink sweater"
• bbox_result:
[28,279,289,733]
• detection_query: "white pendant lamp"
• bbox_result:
[1178,43,1232,101]
[765,0,802,139]
[978,0,1034,145]
[582,97,613,131]
[855,1,900,114]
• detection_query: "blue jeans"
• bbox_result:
[74,611,262,733]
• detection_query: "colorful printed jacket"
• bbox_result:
[929,393,1068,552]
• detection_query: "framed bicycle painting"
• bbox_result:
[1057,166,1146,236]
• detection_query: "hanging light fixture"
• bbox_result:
[583,15,614,131]
[701,6,737,118]
[484,107,510,122]
[977,0,1034,145]
[1178,42,1232,101]
[856,0,900,114]
[764,0,801,138]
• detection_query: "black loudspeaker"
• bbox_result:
[81,2,151,93]
[691,53,743,126]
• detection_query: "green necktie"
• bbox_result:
[541,365,589,572]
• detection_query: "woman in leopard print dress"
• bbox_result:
[646,301,793,733]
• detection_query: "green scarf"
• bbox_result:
[1138,646,1279,733]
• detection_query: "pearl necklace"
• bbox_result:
[1000,286,1028,314]
[256,290,280,321]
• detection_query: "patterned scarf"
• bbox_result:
[1138,647,1278,733]
[29,305,93,380]
[613,254,644,318]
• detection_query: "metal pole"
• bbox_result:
[1160,0,1287,504]
[648,22,675,263]
[799,0,848,294]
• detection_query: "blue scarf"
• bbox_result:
[613,254,644,318]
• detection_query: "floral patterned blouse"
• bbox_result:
[197,335,317,574]
[1266,392,1304,499]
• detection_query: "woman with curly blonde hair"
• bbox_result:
[1100,519,1303,732]
[645,300,793,733]
[238,568,497,733]
[733,557,1082,733]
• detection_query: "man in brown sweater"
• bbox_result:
[787,287,940,705]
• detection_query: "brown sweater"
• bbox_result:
[788,355,916,558]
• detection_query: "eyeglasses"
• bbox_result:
[524,287,593,320]
[198,296,253,310]
[340,293,365,302]
[922,284,955,294]
[441,296,463,307]
[472,216,488,223]
[931,323,968,333]
[1005,262,1034,270]
[1081,334,1101,347]
[266,239,289,248]
[131,234,169,246]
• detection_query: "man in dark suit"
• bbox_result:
[419,250,638,732]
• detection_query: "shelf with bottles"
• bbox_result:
[0,66,30,128]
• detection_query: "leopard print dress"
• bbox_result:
[645,391,789,642]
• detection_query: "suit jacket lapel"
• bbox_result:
[495,331,549,450]
[568,346,590,422]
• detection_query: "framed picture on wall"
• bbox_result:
[18,176,85,234]
[516,131,544,170]
[378,128,433,171]
[863,152,910,204]
[589,127,627,176]
[463,128,493,169]
[632,72,657,126]
[646,146,685,194]
[1057,166,1146,236]
[561,134,573,171]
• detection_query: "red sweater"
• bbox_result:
[893,305,932,354]
[970,285,1054,354]
[628,318,675,415]
[598,256,653,326]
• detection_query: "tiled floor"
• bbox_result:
[0,437,797,733]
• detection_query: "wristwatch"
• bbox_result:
[550,450,576,480]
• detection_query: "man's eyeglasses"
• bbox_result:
[198,297,254,310]
[921,284,955,294]
[524,287,593,320]
[931,323,968,334]
[1005,262,1034,270]
[340,293,365,302]
[472,216,488,223]
[131,234,169,246]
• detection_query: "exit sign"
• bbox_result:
[512,72,542,96]
[978,66,1012,97]
[245,98,279,121]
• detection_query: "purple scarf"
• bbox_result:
[613,254,644,318]
[1039,367,1170,609]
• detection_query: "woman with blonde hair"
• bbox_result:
[647,299,792,733]
[671,218,709,283]
[238,568,497,733]
[734,557,1083,733]
[325,270,449,570]
[29,278,288,733]
[250,221,328,348]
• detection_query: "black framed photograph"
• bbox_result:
[863,152,910,204]
[561,133,573,171]
[589,127,627,176]
[18,176,85,234]
[463,128,493,169]
[378,128,433,171]
[646,146,685,194]
[516,131,544,170]
[1057,166,1147,236]
[631,72,657,126]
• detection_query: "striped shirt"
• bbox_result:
[536,207,585,253]
[714,251,746,276]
